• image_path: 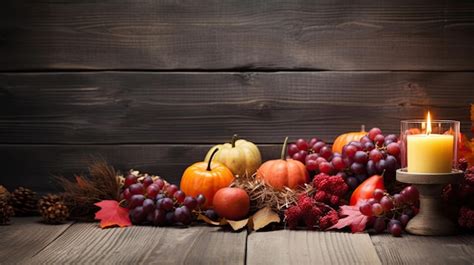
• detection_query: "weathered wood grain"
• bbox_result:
[28,223,246,265]
[247,230,381,265]
[0,217,73,264]
[371,234,474,265]
[1,1,474,70]
[0,144,280,193]
[0,72,472,144]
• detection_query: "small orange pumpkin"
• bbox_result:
[180,148,234,208]
[256,137,309,190]
[332,125,367,154]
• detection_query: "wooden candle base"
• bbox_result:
[396,168,464,236]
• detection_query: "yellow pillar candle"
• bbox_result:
[407,134,453,173]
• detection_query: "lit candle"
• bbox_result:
[407,112,454,173]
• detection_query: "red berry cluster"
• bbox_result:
[459,207,474,229]
[284,194,339,230]
[312,173,349,206]
[442,165,474,230]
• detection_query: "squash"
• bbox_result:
[180,148,234,208]
[256,137,309,190]
[205,134,262,177]
[332,125,367,154]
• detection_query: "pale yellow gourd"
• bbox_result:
[204,135,262,177]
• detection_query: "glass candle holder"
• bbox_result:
[400,119,459,173]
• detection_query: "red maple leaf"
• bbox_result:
[94,200,131,229]
[328,204,368,233]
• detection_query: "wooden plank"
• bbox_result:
[0,144,280,193]
[0,217,73,264]
[0,72,472,144]
[371,234,474,265]
[28,223,246,265]
[1,1,474,71]
[247,230,381,265]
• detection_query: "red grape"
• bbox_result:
[401,186,419,203]
[363,142,375,151]
[173,190,186,203]
[161,198,174,211]
[369,149,383,163]
[385,155,398,171]
[331,156,345,170]
[296,139,309,151]
[142,198,155,214]
[344,145,358,159]
[153,209,166,226]
[165,212,176,224]
[143,176,154,188]
[312,141,326,153]
[315,157,327,166]
[306,159,318,171]
[375,159,387,173]
[373,189,384,201]
[371,203,384,216]
[399,214,410,227]
[183,196,198,210]
[308,138,319,147]
[319,161,333,174]
[319,146,333,160]
[129,194,145,209]
[385,134,398,142]
[349,141,363,151]
[393,194,403,206]
[350,162,365,175]
[305,153,319,164]
[366,160,376,176]
[123,188,132,201]
[386,142,400,156]
[154,179,165,190]
[374,217,386,233]
[124,174,137,187]
[367,198,378,205]
[374,134,385,146]
[354,151,368,164]
[196,194,206,206]
[131,206,146,223]
[129,183,145,195]
[288,144,299,156]
[390,223,402,237]
[166,184,179,196]
[360,136,371,145]
[359,202,373,216]
[346,177,359,189]
[146,184,160,198]
[380,196,394,212]
[368,127,382,141]
[292,150,307,163]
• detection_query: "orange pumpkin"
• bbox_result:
[332,125,367,154]
[256,137,309,190]
[180,148,234,208]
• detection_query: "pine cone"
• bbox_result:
[0,200,14,225]
[0,185,10,203]
[10,187,38,216]
[38,194,69,224]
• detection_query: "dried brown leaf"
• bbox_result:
[250,207,280,231]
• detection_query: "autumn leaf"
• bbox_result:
[328,205,368,233]
[250,207,280,231]
[94,200,131,229]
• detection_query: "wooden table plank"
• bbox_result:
[247,230,381,265]
[0,217,73,264]
[371,234,474,265]
[28,223,247,265]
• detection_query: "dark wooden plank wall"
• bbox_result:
[1,1,473,193]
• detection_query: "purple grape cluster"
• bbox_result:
[342,127,402,189]
[121,174,205,226]
[360,186,419,237]
[287,138,337,176]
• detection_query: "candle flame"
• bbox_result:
[426,111,432,135]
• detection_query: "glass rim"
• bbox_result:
[400,119,460,124]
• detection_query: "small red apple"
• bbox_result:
[213,187,250,220]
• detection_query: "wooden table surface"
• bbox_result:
[1,218,473,265]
